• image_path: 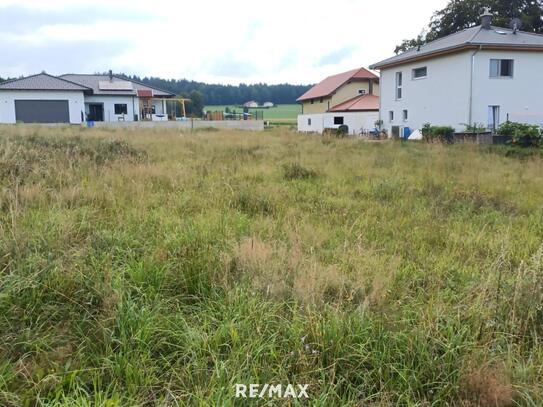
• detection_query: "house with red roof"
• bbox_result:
[297,67,380,135]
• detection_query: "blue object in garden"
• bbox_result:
[86,120,95,128]
[403,127,412,139]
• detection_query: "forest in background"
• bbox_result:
[119,75,312,106]
[0,74,312,106]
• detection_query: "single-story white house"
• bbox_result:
[262,101,274,108]
[296,67,380,136]
[0,71,175,124]
[370,9,543,137]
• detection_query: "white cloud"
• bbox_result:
[0,0,450,84]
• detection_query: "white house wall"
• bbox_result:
[472,50,543,127]
[298,112,379,135]
[379,50,472,133]
[0,90,85,124]
[84,95,139,122]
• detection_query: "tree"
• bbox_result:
[188,90,204,118]
[394,31,428,54]
[395,0,543,54]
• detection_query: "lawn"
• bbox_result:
[205,104,301,122]
[1,125,542,406]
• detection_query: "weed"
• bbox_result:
[282,162,317,180]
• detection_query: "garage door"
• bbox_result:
[15,100,70,123]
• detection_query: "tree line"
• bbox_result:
[395,0,543,54]
[120,75,312,106]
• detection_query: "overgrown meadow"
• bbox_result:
[0,126,542,406]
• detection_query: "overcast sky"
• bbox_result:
[0,0,449,85]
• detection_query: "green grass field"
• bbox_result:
[1,125,543,405]
[205,104,301,122]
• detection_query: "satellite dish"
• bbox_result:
[509,18,523,33]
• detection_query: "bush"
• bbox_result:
[337,125,349,137]
[497,121,542,147]
[463,122,487,134]
[422,124,455,143]
[282,163,317,180]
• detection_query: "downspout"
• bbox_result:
[376,74,382,134]
[468,46,482,126]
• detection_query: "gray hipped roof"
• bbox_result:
[0,73,91,91]
[371,25,543,69]
[60,74,174,96]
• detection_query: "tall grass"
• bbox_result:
[0,125,542,406]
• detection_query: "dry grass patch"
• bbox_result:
[459,363,516,407]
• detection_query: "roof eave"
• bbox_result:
[0,87,89,91]
[297,94,331,102]
[371,43,543,70]
[370,44,477,70]
[330,108,379,112]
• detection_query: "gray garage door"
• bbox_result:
[15,100,70,123]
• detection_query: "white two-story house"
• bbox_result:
[370,9,543,137]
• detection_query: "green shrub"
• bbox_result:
[497,121,542,147]
[337,125,349,137]
[282,163,317,180]
[422,124,455,143]
[232,189,275,216]
[462,122,487,134]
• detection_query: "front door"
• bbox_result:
[87,103,104,121]
[488,105,500,133]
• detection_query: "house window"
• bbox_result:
[114,103,128,115]
[320,97,324,103]
[490,59,513,78]
[358,89,366,95]
[412,67,427,79]
[311,99,314,104]
[403,110,408,121]
[334,116,344,125]
[389,111,394,122]
[488,105,500,132]
[395,72,403,100]
[307,118,312,126]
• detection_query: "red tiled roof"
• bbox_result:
[297,68,378,102]
[329,94,379,112]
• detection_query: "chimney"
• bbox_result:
[108,69,113,81]
[481,7,493,30]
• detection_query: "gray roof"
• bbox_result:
[371,25,543,69]
[0,73,90,91]
[60,74,174,97]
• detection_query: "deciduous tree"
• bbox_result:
[395,0,543,54]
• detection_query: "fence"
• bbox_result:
[452,132,512,144]
[206,110,264,121]
[93,120,264,131]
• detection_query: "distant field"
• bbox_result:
[205,104,301,122]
